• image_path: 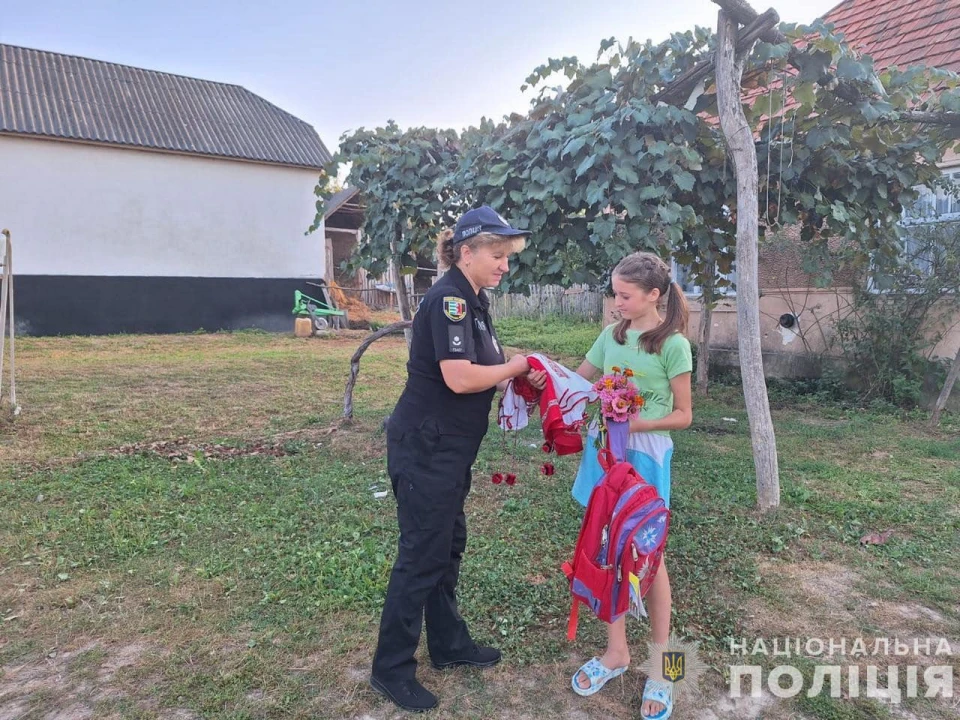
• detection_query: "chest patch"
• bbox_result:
[443,296,467,322]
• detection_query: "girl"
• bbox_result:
[570,251,693,720]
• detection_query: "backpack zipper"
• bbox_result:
[598,525,611,568]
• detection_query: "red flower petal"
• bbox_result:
[505,473,517,485]
[540,463,555,476]
[541,442,553,454]
[491,472,504,484]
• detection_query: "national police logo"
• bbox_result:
[443,296,467,322]
[639,634,706,704]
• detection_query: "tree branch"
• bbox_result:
[343,320,413,422]
[712,0,786,44]
[652,8,779,104]
[900,111,960,127]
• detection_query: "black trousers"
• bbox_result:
[371,418,484,681]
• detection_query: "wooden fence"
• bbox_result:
[488,284,604,321]
[336,270,602,320]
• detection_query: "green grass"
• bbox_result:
[0,330,958,718]
[495,315,601,360]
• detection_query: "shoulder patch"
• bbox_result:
[448,325,466,353]
[442,296,467,322]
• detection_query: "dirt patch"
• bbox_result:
[337,663,793,720]
[867,600,957,649]
[325,421,390,462]
[0,640,186,719]
[688,686,780,719]
[744,560,864,641]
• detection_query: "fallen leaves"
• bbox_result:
[859,529,894,546]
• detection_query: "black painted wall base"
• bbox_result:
[14,276,321,335]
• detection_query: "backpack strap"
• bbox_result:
[567,599,580,641]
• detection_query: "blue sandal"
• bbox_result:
[641,677,674,719]
[571,657,628,697]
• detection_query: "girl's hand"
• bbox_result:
[526,369,547,390]
[628,416,653,433]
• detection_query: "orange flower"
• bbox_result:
[604,379,614,389]
[611,365,621,373]
[624,368,634,377]
[635,395,645,407]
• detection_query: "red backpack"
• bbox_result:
[561,448,670,640]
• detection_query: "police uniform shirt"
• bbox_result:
[391,264,505,437]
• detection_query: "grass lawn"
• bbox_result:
[0,322,957,719]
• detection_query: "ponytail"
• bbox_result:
[436,229,456,269]
[641,282,689,355]
[612,317,631,346]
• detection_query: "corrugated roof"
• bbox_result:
[324,187,361,217]
[824,0,960,73]
[0,44,332,169]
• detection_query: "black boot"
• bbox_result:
[369,675,438,713]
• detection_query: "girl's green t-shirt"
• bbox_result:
[585,324,693,437]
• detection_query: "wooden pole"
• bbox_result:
[390,224,414,346]
[0,229,17,414]
[716,8,781,511]
[696,259,717,396]
[0,231,8,408]
[931,345,960,426]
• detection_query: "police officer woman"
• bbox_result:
[370,207,533,712]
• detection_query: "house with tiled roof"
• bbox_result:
[0,44,332,334]
[826,0,960,74]
[666,0,960,379]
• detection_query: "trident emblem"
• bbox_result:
[662,651,685,682]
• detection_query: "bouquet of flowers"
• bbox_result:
[590,366,646,461]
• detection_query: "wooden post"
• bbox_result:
[931,346,960,426]
[0,229,18,415]
[716,8,781,511]
[390,224,414,346]
[696,259,717,396]
[324,235,334,284]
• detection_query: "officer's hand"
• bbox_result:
[526,370,547,390]
[507,354,530,376]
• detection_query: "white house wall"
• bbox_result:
[0,135,326,334]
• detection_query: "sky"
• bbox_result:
[1,0,842,153]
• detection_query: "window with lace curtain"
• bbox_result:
[866,167,960,292]
[897,167,960,281]
[905,168,960,222]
